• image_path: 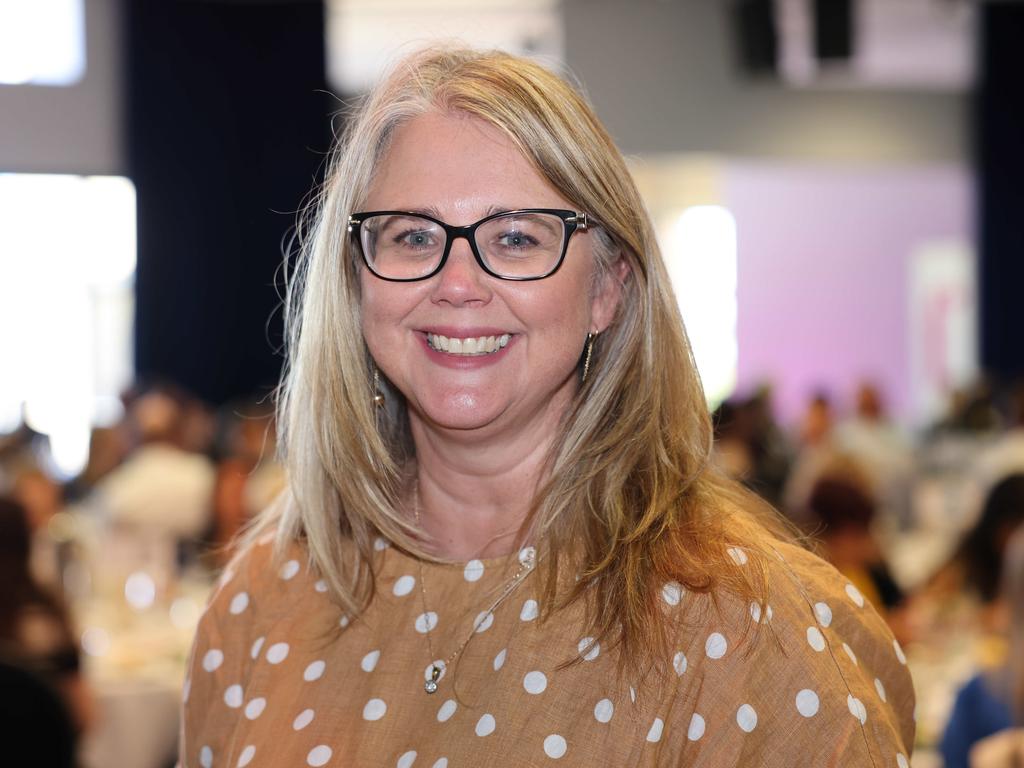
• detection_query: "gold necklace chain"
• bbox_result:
[412,483,536,694]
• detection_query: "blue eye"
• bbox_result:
[496,230,538,249]
[395,229,437,248]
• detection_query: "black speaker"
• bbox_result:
[733,0,778,74]
[814,0,854,61]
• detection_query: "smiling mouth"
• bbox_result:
[426,333,512,356]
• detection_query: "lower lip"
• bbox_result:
[419,334,514,369]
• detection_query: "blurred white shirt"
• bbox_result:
[95,443,215,538]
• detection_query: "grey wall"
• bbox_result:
[0,0,968,175]
[0,0,122,175]
[563,0,967,165]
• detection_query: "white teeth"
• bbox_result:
[427,333,511,356]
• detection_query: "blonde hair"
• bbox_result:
[254,46,792,674]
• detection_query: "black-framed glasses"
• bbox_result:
[347,208,589,282]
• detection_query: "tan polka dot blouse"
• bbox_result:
[180,535,915,767]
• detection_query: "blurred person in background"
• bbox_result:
[0,495,94,741]
[806,473,907,639]
[710,398,754,483]
[743,384,793,509]
[930,473,1024,621]
[92,388,215,542]
[10,462,66,590]
[834,382,914,530]
[940,523,1024,768]
[782,390,839,523]
[210,401,285,558]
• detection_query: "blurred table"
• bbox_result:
[74,564,212,768]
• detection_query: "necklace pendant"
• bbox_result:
[424,665,441,694]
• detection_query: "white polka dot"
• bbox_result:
[766,605,774,622]
[807,626,826,652]
[224,684,243,708]
[688,713,706,741]
[464,559,485,582]
[397,751,417,768]
[523,671,547,694]
[229,592,250,615]
[361,650,381,672]
[244,697,266,720]
[432,760,448,768]
[493,648,507,671]
[474,611,494,633]
[183,678,191,704]
[415,612,438,633]
[814,601,832,627]
[847,695,867,724]
[293,708,315,730]
[897,753,909,768]
[894,639,907,665]
[577,637,600,661]
[630,687,636,703]
[705,632,727,659]
[280,559,300,580]
[250,637,264,660]
[749,602,763,623]
[339,615,350,629]
[373,537,389,551]
[843,642,858,665]
[315,579,328,593]
[673,651,688,676]
[727,546,748,565]
[202,649,224,672]
[437,699,457,722]
[475,713,496,737]
[845,582,865,607]
[662,581,683,606]
[646,717,664,742]
[594,699,614,723]
[736,704,758,732]
[307,745,332,767]
[520,599,539,621]
[200,746,213,768]
[363,698,387,721]
[543,734,567,759]
[393,575,415,597]
[266,642,289,664]
[875,678,887,702]
[237,745,256,767]
[305,660,326,681]
[795,689,819,717]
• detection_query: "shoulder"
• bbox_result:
[660,540,916,765]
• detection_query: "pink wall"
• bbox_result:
[724,163,971,427]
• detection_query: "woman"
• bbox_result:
[181,47,914,767]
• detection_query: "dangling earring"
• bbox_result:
[581,332,596,383]
[372,366,386,408]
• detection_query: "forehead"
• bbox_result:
[363,110,569,220]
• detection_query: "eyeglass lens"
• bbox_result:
[359,212,567,280]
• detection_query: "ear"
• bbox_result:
[590,257,631,334]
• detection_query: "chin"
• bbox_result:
[411,391,510,433]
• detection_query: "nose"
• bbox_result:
[429,235,492,307]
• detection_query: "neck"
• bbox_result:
[408,418,562,561]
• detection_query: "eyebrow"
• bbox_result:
[398,205,515,223]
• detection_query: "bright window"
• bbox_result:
[0,174,135,477]
[0,0,85,86]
